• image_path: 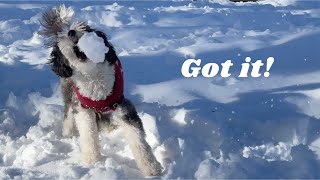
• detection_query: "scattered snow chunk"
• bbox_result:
[104,2,123,11]
[6,92,17,108]
[177,138,185,156]
[170,108,188,125]
[309,137,320,160]
[242,142,294,161]
[101,12,122,27]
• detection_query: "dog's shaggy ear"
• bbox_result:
[39,5,74,47]
[49,46,73,78]
[94,30,118,65]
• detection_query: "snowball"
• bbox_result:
[77,32,109,63]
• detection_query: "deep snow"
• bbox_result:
[1,0,320,179]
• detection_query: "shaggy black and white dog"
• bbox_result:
[40,5,162,176]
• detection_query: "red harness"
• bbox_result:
[73,60,124,113]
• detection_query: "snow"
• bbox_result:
[257,0,297,7]
[1,0,320,179]
[170,108,188,125]
[139,112,161,148]
[57,5,74,25]
[77,32,109,63]
[243,142,294,162]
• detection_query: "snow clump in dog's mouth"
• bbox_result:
[77,32,109,63]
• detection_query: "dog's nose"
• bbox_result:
[68,30,76,37]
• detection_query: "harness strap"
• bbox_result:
[79,95,124,113]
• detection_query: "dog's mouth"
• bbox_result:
[73,46,87,62]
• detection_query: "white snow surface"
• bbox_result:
[1,0,320,179]
[77,32,109,63]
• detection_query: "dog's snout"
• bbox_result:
[68,30,76,37]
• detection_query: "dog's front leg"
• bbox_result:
[62,105,76,137]
[125,123,162,176]
[74,104,101,164]
[61,78,76,137]
[113,100,163,176]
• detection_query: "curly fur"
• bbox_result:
[49,45,73,78]
[39,5,74,47]
[40,5,163,176]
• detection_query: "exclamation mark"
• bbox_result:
[264,57,274,77]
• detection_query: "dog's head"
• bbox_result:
[40,5,117,78]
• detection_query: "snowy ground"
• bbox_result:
[1,0,320,179]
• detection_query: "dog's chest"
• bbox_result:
[73,64,115,101]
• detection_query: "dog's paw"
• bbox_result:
[141,160,163,176]
[81,151,101,165]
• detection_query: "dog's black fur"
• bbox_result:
[49,45,73,78]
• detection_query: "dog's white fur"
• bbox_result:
[74,104,101,164]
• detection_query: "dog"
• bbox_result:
[39,5,162,176]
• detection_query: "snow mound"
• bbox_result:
[77,32,109,63]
